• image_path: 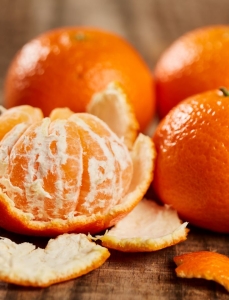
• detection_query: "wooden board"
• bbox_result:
[0,0,229,299]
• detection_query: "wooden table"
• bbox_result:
[0,0,229,299]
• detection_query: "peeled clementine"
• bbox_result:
[0,113,132,233]
[155,25,229,118]
[4,27,155,131]
[0,83,155,236]
[153,88,229,232]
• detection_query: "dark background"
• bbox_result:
[0,1,229,299]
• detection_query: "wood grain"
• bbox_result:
[0,0,229,299]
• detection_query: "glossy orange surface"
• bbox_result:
[154,25,229,118]
[4,27,155,131]
[174,251,229,292]
[153,89,229,232]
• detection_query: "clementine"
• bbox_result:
[153,88,229,232]
[0,84,155,236]
[4,27,155,131]
[154,25,229,118]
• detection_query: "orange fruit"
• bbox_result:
[174,251,229,292]
[154,25,229,118]
[153,88,229,232]
[0,234,110,287]
[4,27,155,131]
[0,84,155,236]
[0,114,132,230]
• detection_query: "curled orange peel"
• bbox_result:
[174,251,229,292]
[87,81,139,150]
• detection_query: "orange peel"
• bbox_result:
[174,251,229,292]
[87,81,139,150]
[0,233,109,287]
[97,199,188,252]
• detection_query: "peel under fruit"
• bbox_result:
[97,199,188,252]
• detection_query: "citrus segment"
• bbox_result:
[102,134,156,229]
[98,199,188,252]
[49,107,74,120]
[0,233,110,287]
[0,122,29,178]
[0,118,83,221]
[0,105,43,141]
[87,81,139,150]
[174,251,229,292]
[69,113,133,215]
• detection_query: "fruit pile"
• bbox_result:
[1,26,229,292]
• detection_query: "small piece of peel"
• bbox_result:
[87,81,139,150]
[174,251,229,293]
[0,233,109,287]
[97,199,188,252]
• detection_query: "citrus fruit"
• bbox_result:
[154,25,229,118]
[174,251,229,292]
[153,88,229,232]
[0,233,110,287]
[4,27,155,131]
[97,198,188,252]
[0,85,155,236]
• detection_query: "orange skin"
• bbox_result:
[153,89,229,232]
[4,27,155,131]
[174,251,229,292]
[154,25,229,118]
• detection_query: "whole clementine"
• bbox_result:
[154,25,229,118]
[4,27,155,131]
[153,88,229,232]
